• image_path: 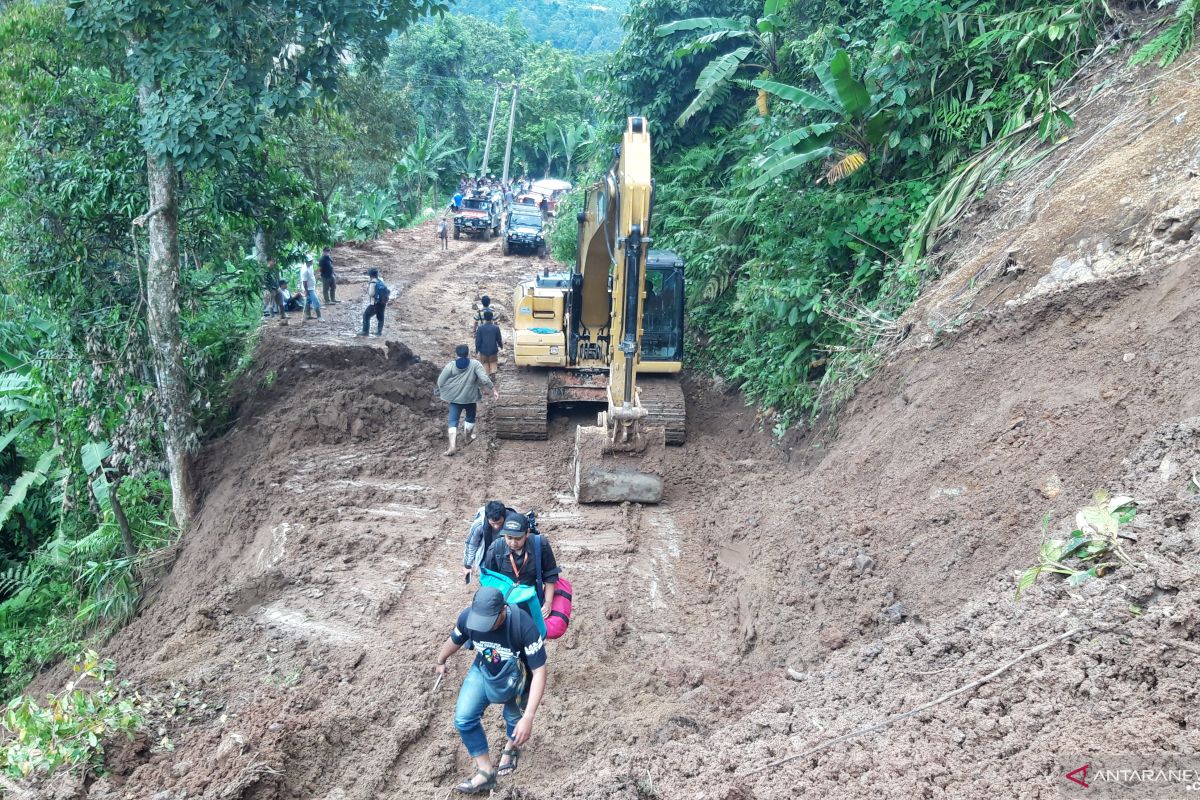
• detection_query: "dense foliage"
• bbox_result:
[0,0,596,711]
[0,0,328,700]
[450,0,629,53]
[602,0,1124,426]
[384,12,597,189]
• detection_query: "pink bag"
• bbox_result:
[544,577,573,640]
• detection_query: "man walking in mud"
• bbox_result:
[437,215,449,250]
[474,310,502,378]
[435,586,547,793]
[463,500,509,582]
[358,268,389,337]
[437,344,498,456]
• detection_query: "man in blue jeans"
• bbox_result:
[436,344,498,456]
[300,255,322,322]
[435,586,547,794]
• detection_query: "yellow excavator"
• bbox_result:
[495,117,685,503]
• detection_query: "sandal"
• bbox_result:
[497,745,521,777]
[454,767,496,795]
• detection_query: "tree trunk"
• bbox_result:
[254,225,271,269]
[109,481,138,560]
[139,112,195,532]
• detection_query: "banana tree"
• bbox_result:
[750,49,892,188]
[655,0,791,128]
[557,120,592,177]
[455,142,483,179]
[394,119,461,211]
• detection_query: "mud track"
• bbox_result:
[67,194,1200,799]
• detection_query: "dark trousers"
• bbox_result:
[362,303,385,335]
[322,277,336,303]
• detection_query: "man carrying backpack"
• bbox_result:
[435,586,547,793]
[463,500,509,582]
[437,344,498,456]
[358,267,389,337]
[482,513,559,619]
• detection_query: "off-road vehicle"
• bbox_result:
[502,207,547,257]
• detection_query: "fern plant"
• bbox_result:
[1131,0,1200,66]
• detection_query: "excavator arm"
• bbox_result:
[573,118,667,503]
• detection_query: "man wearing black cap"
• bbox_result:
[435,586,548,793]
[482,513,559,618]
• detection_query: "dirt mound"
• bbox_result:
[554,416,1200,799]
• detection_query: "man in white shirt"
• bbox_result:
[300,255,322,322]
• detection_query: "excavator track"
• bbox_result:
[639,375,686,445]
[495,368,549,440]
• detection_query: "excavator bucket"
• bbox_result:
[573,423,665,504]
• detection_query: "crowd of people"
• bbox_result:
[261,248,392,338]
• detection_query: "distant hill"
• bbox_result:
[448,0,628,54]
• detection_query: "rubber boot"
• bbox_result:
[464,422,476,443]
[443,428,457,457]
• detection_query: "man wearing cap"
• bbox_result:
[435,586,547,793]
[300,255,322,322]
[482,513,559,618]
[436,343,498,457]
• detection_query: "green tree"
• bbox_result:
[599,0,758,154]
[66,0,444,531]
[392,120,462,214]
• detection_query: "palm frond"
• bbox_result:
[676,46,752,127]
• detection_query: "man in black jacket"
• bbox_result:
[482,513,558,619]
[474,310,503,377]
[318,247,338,304]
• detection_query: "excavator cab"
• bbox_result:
[641,251,685,364]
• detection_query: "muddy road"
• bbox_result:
[70,209,1200,800]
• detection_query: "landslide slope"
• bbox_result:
[25,54,1200,800]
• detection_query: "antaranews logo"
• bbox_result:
[1065,764,1090,788]
[1058,758,1200,797]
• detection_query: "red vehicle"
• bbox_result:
[453,193,501,239]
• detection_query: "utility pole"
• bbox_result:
[501,84,518,186]
[480,85,500,179]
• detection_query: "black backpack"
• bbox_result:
[374,279,390,306]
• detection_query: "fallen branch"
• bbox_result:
[1164,640,1200,656]
[743,626,1086,777]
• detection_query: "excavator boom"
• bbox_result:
[572,118,667,503]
